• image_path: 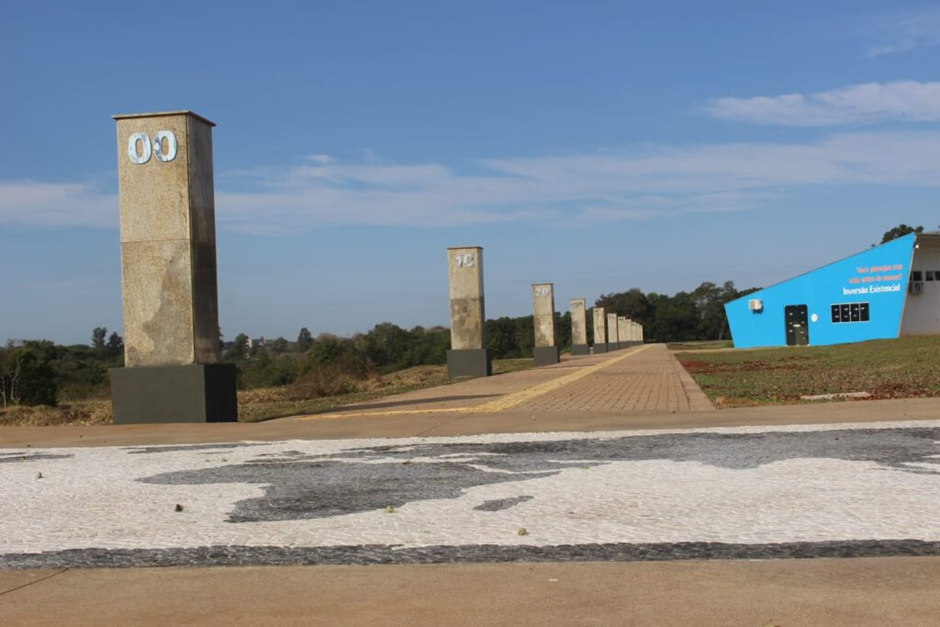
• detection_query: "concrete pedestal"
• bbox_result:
[447,349,492,378]
[619,342,632,350]
[533,346,560,366]
[593,343,608,354]
[571,344,590,356]
[111,364,237,424]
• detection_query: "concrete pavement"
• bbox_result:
[3,558,940,626]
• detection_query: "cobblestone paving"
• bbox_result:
[2,420,939,568]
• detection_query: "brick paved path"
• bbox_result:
[315,344,712,419]
[512,344,713,413]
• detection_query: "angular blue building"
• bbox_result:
[725,233,940,348]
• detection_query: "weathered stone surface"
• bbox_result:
[120,240,195,366]
[531,283,556,347]
[447,247,485,351]
[570,298,587,346]
[607,313,619,344]
[114,111,221,367]
[618,317,629,346]
[593,307,606,345]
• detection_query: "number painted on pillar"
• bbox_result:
[152,131,178,162]
[454,254,475,268]
[127,131,178,164]
[534,287,550,297]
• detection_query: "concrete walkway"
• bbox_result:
[3,558,940,626]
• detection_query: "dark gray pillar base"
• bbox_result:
[571,344,590,356]
[111,364,238,424]
[447,349,492,378]
[593,343,608,354]
[619,342,632,350]
[533,346,560,366]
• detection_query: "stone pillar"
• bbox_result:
[110,110,236,424]
[607,312,619,350]
[446,246,491,377]
[570,298,589,356]
[593,306,608,354]
[639,323,645,344]
[532,283,560,365]
[618,317,629,349]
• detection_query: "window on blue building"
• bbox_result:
[831,302,869,323]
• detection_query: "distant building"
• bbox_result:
[725,233,940,348]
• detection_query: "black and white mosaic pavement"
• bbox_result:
[2,421,939,569]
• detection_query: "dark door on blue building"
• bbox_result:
[785,305,809,346]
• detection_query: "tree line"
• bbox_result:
[2,280,753,407]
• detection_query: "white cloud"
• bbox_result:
[3,131,940,232]
[866,8,940,56]
[704,81,940,126]
[0,181,116,229]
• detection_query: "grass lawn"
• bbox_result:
[0,358,536,427]
[676,336,940,408]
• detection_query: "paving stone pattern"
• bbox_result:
[2,420,939,569]
[322,344,710,418]
[512,345,712,412]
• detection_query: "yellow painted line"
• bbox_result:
[299,345,651,421]
[470,344,651,412]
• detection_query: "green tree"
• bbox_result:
[269,337,290,354]
[296,327,313,352]
[881,224,923,244]
[0,347,58,407]
[225,333,250,360]
[91,327,107,351]
[106,332,124,359]
[595,289,652,326]
[692,281,740,341]
[485,317,520,358]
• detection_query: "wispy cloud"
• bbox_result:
[704,81,940,126]
[0,181,117,229]
[3,131,940,233]
[866,8,940,56]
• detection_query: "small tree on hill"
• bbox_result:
[91,327,108,351]
[296,327,313,352]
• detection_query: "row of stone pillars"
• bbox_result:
[445,246,644,378]
[109,111,643,423]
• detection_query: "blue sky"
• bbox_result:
[2,1,939,344]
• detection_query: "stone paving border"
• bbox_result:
[4,540,939,570]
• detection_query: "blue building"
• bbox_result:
[725,233,940,348]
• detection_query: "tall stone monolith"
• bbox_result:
[607,312,620,350]
[618,317,630,350]
[593,306,608,353]
[570,298,589,356]
[532,283,560,365]
[447,246,491,377]
[110,110,237,423]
